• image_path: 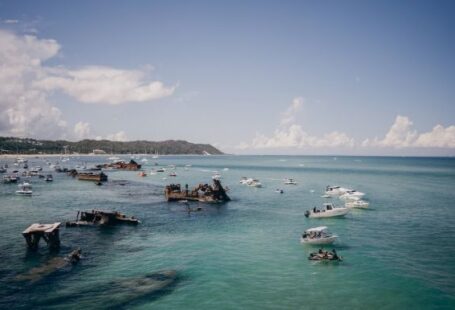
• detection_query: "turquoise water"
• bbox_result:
[0,155,454,309]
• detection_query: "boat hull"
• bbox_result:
[300,236,337,245]
[307,208,349,218]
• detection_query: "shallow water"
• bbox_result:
[0,155,454,309]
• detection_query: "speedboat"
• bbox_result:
[3,175,18,183]
[275,189,284,194]
[300,226,338,245]
[339,193,361,201]
[45,174,53,182]
[16,182,33,195]
[344,189,365,197]
[284,178,297,185]
[325,185,351,196]
[305,203,349,218]
[345,200,369,209]
[169,172,177,177]
[246,179,262,188]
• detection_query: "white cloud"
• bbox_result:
[0,30,66,138]
[73,121,91,139]
[251,124,354,149]
[280,97,303,126]
[414,125,455,148]
[363,115,455,149]
[106,131,128,142]
[363,115,417,148]
[36,66,175,105]
[0,29,174,139]
[243,98,355,150]
[3,19,19,24]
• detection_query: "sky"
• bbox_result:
[0,0,454,155]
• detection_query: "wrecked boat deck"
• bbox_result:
[165,179,230,203]
[66,210,140,227]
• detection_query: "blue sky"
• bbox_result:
[0,0,454,155]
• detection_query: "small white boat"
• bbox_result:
[339,193,361,201]
[16,182,33,195]
[45,174,53,182]
[284,178,297,185]
[275,189,284,194]
[305,203,349,218]
[240,177,249,184]
[300,226,338,245]
[246,179,262,188]
[345,200,369,209]
[344,190,365,197]
[169,172,177,177]
[325,185,351,196]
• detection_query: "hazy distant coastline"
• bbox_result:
[0,137,223,155]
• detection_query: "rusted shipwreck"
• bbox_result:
[78,171,108,182]
[22,223,61,250]
[99,160,142,171]
[165,179,230,203]
[66,210,140,227]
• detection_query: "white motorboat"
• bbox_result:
[246,179,262,188]
[275,189,284,194]
[300,226,338,245]
[325,185,351,196]
[16,182,33,195]
[305,203,349,218]
[45,174,53,182]
[345,200,369,209]
[284,178,297,185]
[339,193,361,201]
[240,177,249,184]
[169,172,177,177]
[3,175,18,183]
[344,190,365,197]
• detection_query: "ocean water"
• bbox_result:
[0,155,454,309]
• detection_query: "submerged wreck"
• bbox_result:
[165,179,230,203]
[41,269,177,308]
[66,210,140,227]
[16,248,82,283]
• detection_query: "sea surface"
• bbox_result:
[0,155,454,309]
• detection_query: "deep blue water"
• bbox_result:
[0,155,454,309]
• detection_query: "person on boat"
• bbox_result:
[313,207,317,213]
[332,249,339,260]
[302,232,308,239]
[318,248,324,255]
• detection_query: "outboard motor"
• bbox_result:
[304,210,310,218]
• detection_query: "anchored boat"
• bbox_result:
[305,203,349,218]
[300,226,338,245]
